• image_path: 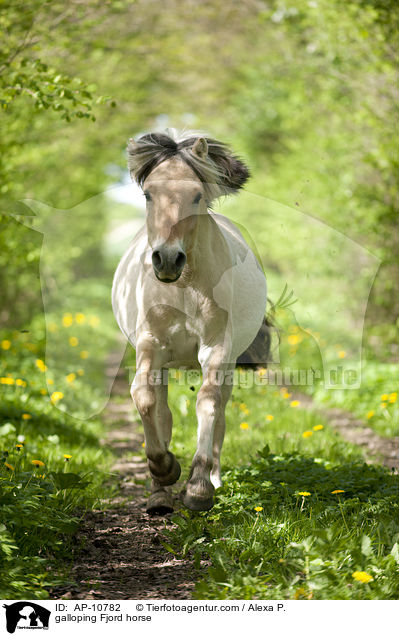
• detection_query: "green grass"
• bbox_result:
[146,372,399,600]
[0,282,118,599]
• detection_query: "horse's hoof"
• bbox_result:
[146,490,174,515]
[182,491,214,511]
[149,451,181,487]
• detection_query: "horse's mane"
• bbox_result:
[127,129,250,199]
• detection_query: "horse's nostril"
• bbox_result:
[175,251,186,270]
[152,250,162,270]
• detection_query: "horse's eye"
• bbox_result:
[193,193,202,204]
[144,191,152,202]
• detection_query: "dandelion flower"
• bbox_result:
[288,334,300,346]
[62,314,73,327]
[63,454,72,461]
[69,336,78,347]
[89,316,100,327]
[35,359,47,372]
[22,413,31,420]
[298,491,311,496]
[254,506,263,512]
[15,444,23,451]
[302,430,313,438]
[40,388,47,395]
[66,373,76,383]
[266,414,274,421]
[257,367,267,377]
[282,392,292,399]
[4,462,14,471]
[31,459,45,468]
[75,313,85,324]
[338,350,347,359]
[50,391,64,403]
[381,402,387,408]
[352,571,373,583]
[80,350,89,359]
[366,410,375,419]
[16,379,27,387]
[389,392,397,404]
[77,369,84,376]
[331,489,345,494]
[240,422,249,430]
[290,400,300,408]
[381,394,388,401]
[313,424,324,431]
[0,377,15,385]
[141,442,145,448]
[47,378,54,385]
[1,340,11,350]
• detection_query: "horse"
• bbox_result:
[112,130,267,514]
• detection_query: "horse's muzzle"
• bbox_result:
[152,246,187,283]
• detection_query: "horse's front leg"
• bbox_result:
[183,346,233,511]
[132,338,181,514]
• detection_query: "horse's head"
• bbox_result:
[127,130,250,283]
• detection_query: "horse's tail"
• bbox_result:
[236,311,275,368]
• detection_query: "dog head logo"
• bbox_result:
[3,602,50,633]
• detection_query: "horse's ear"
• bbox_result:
[192,137,208,160]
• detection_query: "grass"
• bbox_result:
[141,370,399,600]
[0,282,118,599]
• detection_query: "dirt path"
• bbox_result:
[294,392,399,470]
[51,360,199,600]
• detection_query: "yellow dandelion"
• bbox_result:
[22,413,32,420]
[80,350,89,359]
[389,392,397,404]
[294,587,307,599]
[50,391,64,403]
[239,403,248,412]
[352,571,373,584]
[313,424,324,431]
[290,400,300,408]
[62,313,74,327]
[331,489,345,494]
[366,410,375,419]
[266,414,274,421]
[1,339,11,350]
[75,313,85,324]
[338,350,347,359]
[302,430,313,438]
[254,506,263,512]
[141,442,145,448]
[63,454,72,461]
[35,359,47,372]
[89,316,100,327]
[40,388,47,395]
[47,378,54,385]
[240,422,249,430]
[15,379,26,387]
[66,372,76,383]
[283,392,292,399]
[77,369,84,376]
[381,402,387,408]
[288,334,300,346]
[31,459,45,468]
[69,336,78,347]
[4,462,14,471]
[381,393,388,401]
[15,444,24,451]
[298,491,311,496]
[0,377,15,385]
